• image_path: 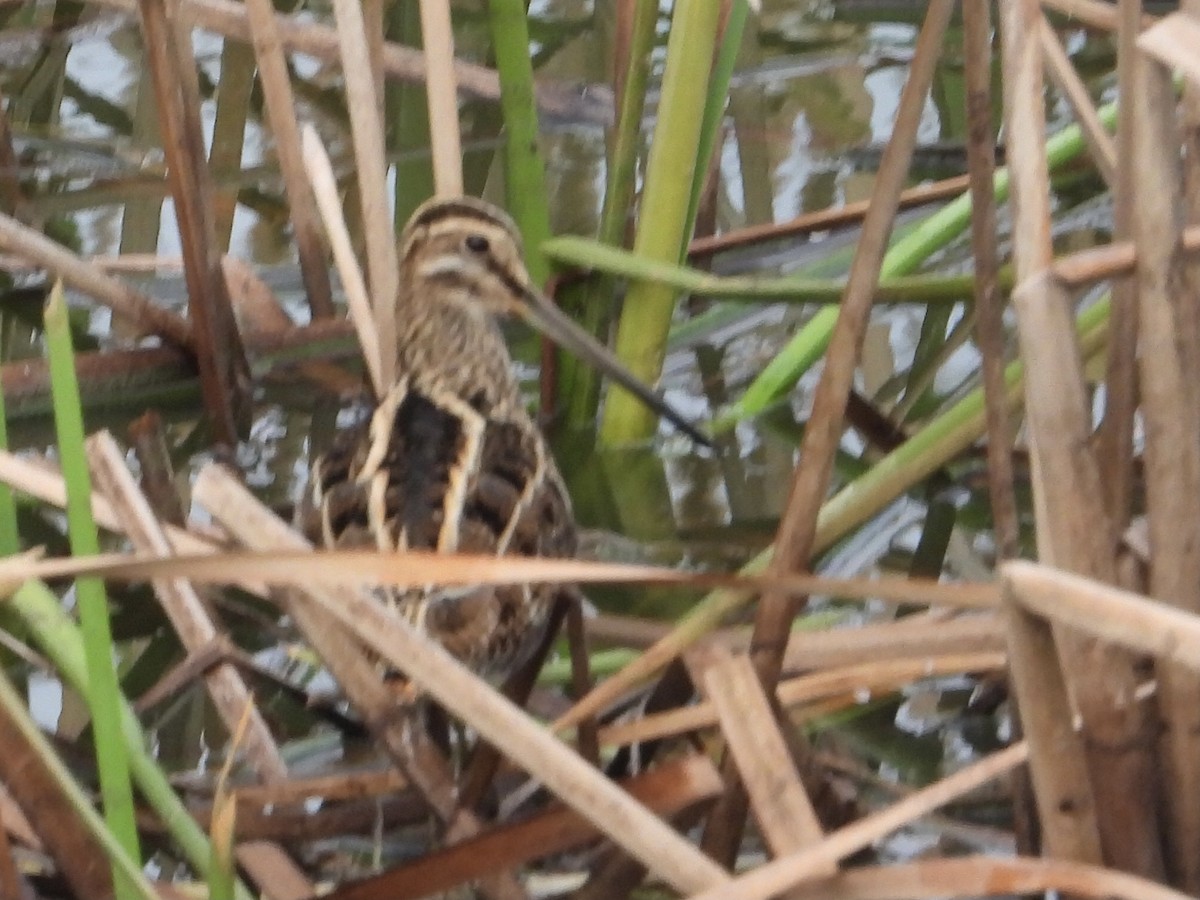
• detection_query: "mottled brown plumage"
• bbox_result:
[298,196,702,676]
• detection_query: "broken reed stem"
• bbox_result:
[85,431,289,784]
[242,0,334,319]
[330,0,399,387]
[699,649,828,861]
[137,0,250,444]
[962,0,1018,563]
[0,211,193,348]
[190,463,732,897]
[1037,15,1117,187]
[1130,40,1200,890]
[300,126,384,395]
[418,0,463,197]
[701,0,958,864]
[0,670,159,900]
[1094,0,1143,530]
[686,743,1030,900]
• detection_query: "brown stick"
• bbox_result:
[86,0,606,120]
[191,466,528,900]
[1037,14,1118,187]
[1013,273,1165,873]
[1129,40,1200,890]
[686,744,1030,900]
[701,650,828,864]
[0,212,193,347]
[963,1,1019,565]
[331,0,399,386]
[191,464,732,896]
[326,756,723,900]
[699,0,958,863]
[242,0,335,319]
[1094,0,1144,530]
[85,432,289,783]
[137,0,250,443]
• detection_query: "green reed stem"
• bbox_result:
[558,0,659,428]
[596,296,1112,700]
[599,0,721,445]
[720,96,1118,427]
[682,0,748,251]
[8,579,255,900]
[543,235,1011,304]
[487,0,550,285]
[0,667,158,900]
[44,282,142,880]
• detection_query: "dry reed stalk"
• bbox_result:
[1005,561,1200,670]
[417,0,464,196]
[599,651,1007,749]
[686,743,1030,900]
[782,856,1192,900]
[686,175,971,259]
[137,0,250,444]
[0,687,115,900]
[1095,0,1143,535]
[127,412,186,527]
[554,585,999,736]
[330,757,723,900]
[1052,225,1200,286]
[1137,12,1200,85]
[301,127,384,395]
[86,0,590,114]
[1037,15,1117,187]
[700,0,958,863]
[1001,573,1103,860]
[1040,0,1157,30]
[330,0,399,386]
[233,843,313,900]
[85,432,288,783]
[1129,41,1200,889]
[190,464,731,897]
[0,212,193,347]
[1011,273,1164,873]
[242,0,334,320]
[189,465,527,900]
[962,0,1018,563]
[1004,0,1165,873]
[699,648,827,863]
[1183,2,1200,221]
[362,0,385,130]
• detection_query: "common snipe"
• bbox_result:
[297,196,704,676]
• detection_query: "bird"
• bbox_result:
[296,195,705,677]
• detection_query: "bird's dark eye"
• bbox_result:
[465,234,490,253]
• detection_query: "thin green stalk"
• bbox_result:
[543,235,1011,304]
[600,1,721,445]
[487,0,550,285]
[586,296,1111,705]
[0,667,159,900]
[7,579,255,900]
[682,0,749,250]
[721,97,1118,426]
[44,282,141,879]
[559,0,659,428]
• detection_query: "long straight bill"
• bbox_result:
[520,288,710,446]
